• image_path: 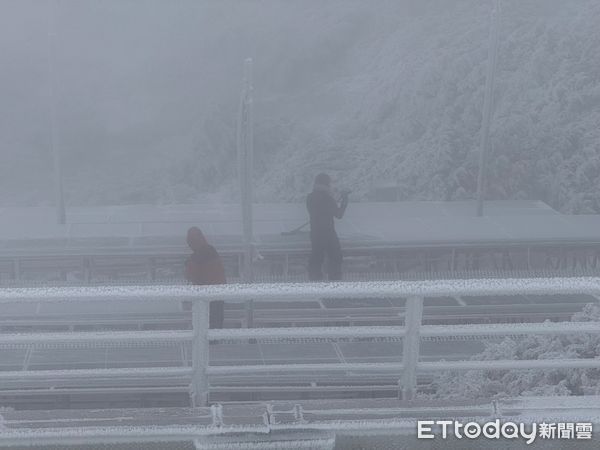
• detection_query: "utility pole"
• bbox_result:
[48,0,66,224]
[476,0,501,217]
[237,58,254,283]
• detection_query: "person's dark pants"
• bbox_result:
[308,231,342,281]
[183,300,224,329]
[209,300,225,329]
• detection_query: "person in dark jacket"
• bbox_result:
[184,227,226,328]
[306,173,349,281]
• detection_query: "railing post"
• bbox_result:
[191,299,210,407]
[83,257,92,283]
[400,295,424,402]
[13,260,21,281]
[245,299,254,328]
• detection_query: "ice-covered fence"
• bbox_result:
[3,277,600,304]
[1,277,600,405]
[1,396,598,448]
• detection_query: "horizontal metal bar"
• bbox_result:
[0,323,592,349]
[210,384,401,393]
[419,358,600,372]
[208,326,405,340]
[207,362,404,376]
[1,237,600,258]
[209,321,600,341]
[0,386,189,396]
[0,367,193,381]
[3,359,597,386]
[0,330,194,346]
[0,426,269,448]
[420,321,600,338]
[208,357,600,377]
[1,277,600,304]
[1,396,599,448]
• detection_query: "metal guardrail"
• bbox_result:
[0,396,599,448]
[3,240,600,286]
[1,277,600,406]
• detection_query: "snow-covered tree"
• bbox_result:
[429,303,600,401]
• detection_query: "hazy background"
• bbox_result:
[1,0,599,212]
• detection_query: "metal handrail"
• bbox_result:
[2,277,600,303]
[1,277,599,406]
[1,395,599,448]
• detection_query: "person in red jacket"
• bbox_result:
[184,227,226,328]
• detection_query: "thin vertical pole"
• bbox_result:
[476,0,501,217]
[191,299,210,407]
[48,0,66,225]
[238,58,255,282]
[400,296,424,401]
[237,58,255,327]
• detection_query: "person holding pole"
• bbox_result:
[306,173,350,281]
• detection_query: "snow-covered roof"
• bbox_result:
[3,200,597,256]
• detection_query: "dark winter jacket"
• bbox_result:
[306,184,348,236]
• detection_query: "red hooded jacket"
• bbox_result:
[184,227,226,285]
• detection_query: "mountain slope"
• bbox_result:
[1,0,599,212]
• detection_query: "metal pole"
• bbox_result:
[237,58,254,282]
[400,296,424,401]
[190,299,210,407]
[476,0,501,217]
[48,0,66,225]
[237,59,255,327]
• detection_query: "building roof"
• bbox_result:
[0,200,598,255]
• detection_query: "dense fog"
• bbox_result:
[1,0,599,212]
[1,4,600,447]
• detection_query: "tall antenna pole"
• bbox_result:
[48,0,66,224]
[237,58,254,283]
[476,0,501,217]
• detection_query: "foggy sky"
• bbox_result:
[0,0,595,208]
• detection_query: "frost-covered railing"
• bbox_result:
[1,396,598,448]
[1,277,600,406]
